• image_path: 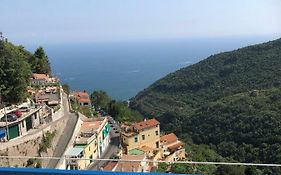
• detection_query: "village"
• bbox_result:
[0,72,186,173]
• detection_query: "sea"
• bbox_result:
[26,36,279,100]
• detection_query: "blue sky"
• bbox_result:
[0,0,280,45]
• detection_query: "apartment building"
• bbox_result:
[65,117,110,170]
[121,119,160,153]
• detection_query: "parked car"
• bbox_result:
[12,110,22,117]
[1,114,17,122]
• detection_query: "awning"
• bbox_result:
[0,130,6,138]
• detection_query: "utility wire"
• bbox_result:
[1,155,281,167]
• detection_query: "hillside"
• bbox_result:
[131,38,281,174]
[0,37,51,103]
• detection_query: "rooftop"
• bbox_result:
[160,133,178,144]
[73,91,91,104]
[32,73,49,80]
[133,119,159,131]
[167,141,184,152]
[81,121,102,133]
[115,155,146,172]
[65,145,86,156]
[128,148,145,155]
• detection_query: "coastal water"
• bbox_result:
[29,36,277,100]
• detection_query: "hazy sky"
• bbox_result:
[1,0,280,45]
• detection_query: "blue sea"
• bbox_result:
[27,36,279,100]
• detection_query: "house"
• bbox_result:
[31,73,50,86]
[65,122,98,170]
[72,91,91,106]
[31,73,58,86]
[160,133,185,161]
[65,117,110,170]
[120,118,186,171]
[0,104,52,140]
[103,155,149,172]
[121,119,160,154]
[36,86,61,106]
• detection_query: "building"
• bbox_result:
[160,133,185,161]
[121,119,160,153]
[103,155,149,172]
[120,119,186,171]
[31,73,59,86]
[35,86,61,106]
[31,73,50,85]
[0,104,52,140]
[65,117,110,170]
[72,91,91,106]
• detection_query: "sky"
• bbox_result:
[0,0,280,45]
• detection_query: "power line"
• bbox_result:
[1,155,281,167]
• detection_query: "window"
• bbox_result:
[156,141,159,148]
[89,146,91,151]
[142,134,145,140]
[155,130,158,136]
[134,137,138,142]
[22,122,24,128]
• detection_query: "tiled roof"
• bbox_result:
[115,155,145,172]
[167,141,184,152]
[133,119,159,131]
[32,73,49,79]
[160,133,178,144]
[73,91,91,103]
[103,161,118,171]
[81,121,102,132]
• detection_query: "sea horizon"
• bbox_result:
[26,35,280,100]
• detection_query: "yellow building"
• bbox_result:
[121,119,160,153]
[65,117,110,170]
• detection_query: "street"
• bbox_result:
[88,118,120,170]
[47,93,78,169]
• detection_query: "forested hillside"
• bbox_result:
[131,38,281,174]
[0,37,51,104]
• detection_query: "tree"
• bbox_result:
[216,165,245,175]
[62,83,70,95]
[0,41,31,103]
[29,47,51,74]
[90,90,111,111]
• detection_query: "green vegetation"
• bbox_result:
[91,90,142,122]
[29,47,51,74]
[26,158,42,168]
[0,40,31,103]
[0,36,52,104]
[131,38,281,174]
[70,99,93,117]
[38,131,56,154]
[62,83,70,95]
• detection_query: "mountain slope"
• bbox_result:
[131,38,281,173]
[131,38,281,117]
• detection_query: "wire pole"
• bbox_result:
[0,88,9,140]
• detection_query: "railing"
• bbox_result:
[1,155,281,174]
[0,167,192,175]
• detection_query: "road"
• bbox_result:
[88,119,121,170]
[47,92,78,168]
